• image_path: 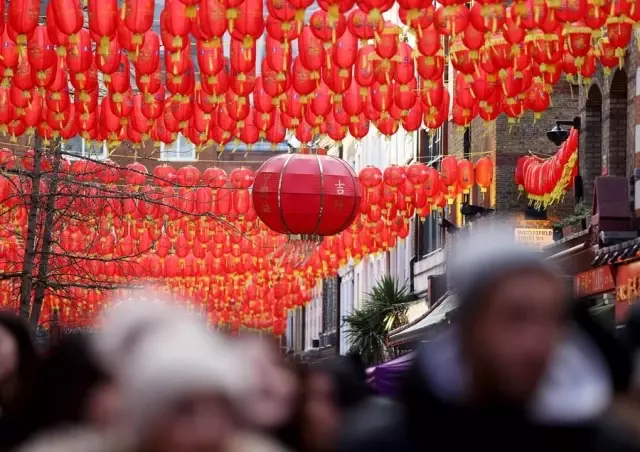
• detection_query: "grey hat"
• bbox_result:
[447,222,562,317]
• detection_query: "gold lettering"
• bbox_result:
[618,284,628,302]
[629,276,638,299]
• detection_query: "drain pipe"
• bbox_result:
[336,274,342,355]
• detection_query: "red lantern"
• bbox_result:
[8,0,40,44]
[457,159,475,194]
[475,157,494,192]
[525,81,550,120]
[51,0,84,37]
[124,0,156,42]
[440,156,459,201]
[28,26,56,72]
[253,154,361,235]
[434,4,469,36]
[176,165,201,187]
[67,29,93,73]
[200,0,228,38]
[515,155,528,192]
[89,0,118,47]
[124,162,148,186]
[469,3,506,33]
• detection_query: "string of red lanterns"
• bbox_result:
[0,148,492,333]
[514,127,579,207]
[0,0,633,148]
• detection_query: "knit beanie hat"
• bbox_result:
[92,289,197,372]
[119,321,252,436]
[447,221,563,319]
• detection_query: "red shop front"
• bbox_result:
[574,265,616,327]
[615,260,640,323]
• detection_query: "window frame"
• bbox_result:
[62,137,109,161]
[160,133,198,162]
[416,129,444,258]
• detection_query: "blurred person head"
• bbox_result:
[622,304,640,393]
[301,356,374,452]
[447,223,568,406]
[94,290,195,373]
[236,338,299,433]
[24,334,119,436]
[0,311,39,413]
[120,322,251,452]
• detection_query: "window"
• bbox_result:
[462,127,472,218]
[417,129,443,257]
[62,137,108,160]
[160,133,197,161]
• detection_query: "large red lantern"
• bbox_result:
[253,154,361,236]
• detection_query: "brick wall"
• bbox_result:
[441,79,580,229]
[583,86,603,203]
[578,31,637,211]
[607,71,629,177]
[470,118,497,209]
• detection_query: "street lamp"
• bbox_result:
[546,116,581,145]
[546,125,570,146]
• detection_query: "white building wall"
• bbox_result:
[338,265,355,353]
[323,5,422,355]
[304,281,323,351]
[286,311,295,350]
[338,104,418,354]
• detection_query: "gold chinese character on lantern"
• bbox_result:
[334,199,345,211]
[262,202,271,213]
[335,180,345,195]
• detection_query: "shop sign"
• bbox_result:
[615,260,640,323]
[574,266,615,299]
[514,228,554,249]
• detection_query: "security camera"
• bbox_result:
[546,125,569,146]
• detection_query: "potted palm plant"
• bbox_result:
[343,276,413,367]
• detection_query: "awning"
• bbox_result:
[388,292,458,346]
[404,299,429,324]
[594,237,640,266]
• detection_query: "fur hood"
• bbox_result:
[418,324,613,424]
[226,432,289,452]
[13,428,127,452]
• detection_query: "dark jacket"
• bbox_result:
[339,324,640,452]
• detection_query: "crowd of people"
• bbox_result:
[2,224,640,452]
[0,291,377,452]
